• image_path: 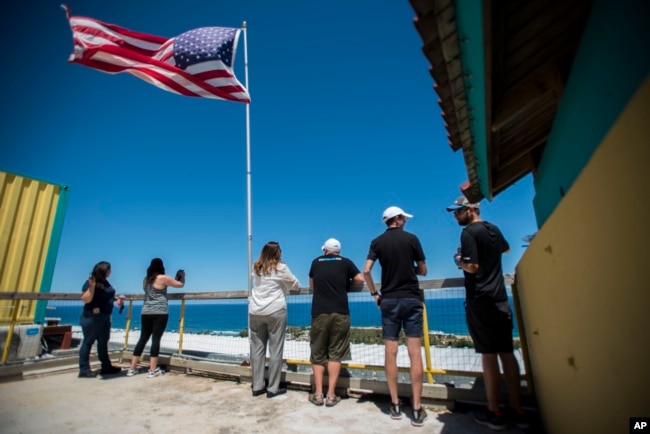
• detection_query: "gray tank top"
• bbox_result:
[141,281,168,315]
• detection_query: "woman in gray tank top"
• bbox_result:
[127,258,185,378]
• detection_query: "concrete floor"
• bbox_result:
[0,363,542,434]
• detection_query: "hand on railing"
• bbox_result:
[116,295,126,314]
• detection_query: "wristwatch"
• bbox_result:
[370,291,379,296]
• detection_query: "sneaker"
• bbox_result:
[474,407,506,431]
[509,407,530,429]
[100,366,122,376]
[78,370,98,378]
[411,407,428,427]
[147,367,164,378]
[389,400,403,420]
[126,368,138,377]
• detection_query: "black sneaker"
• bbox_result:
[474,407,506,431]
[411,407,428,427]
[78,370,98,378]
[389,400,403,420]
[508,407,530,429]
[100,366,122,376]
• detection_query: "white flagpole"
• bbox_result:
[242,22,252,294]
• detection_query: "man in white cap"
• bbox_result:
[446,195,528,430]
[363,206,428,427]
[308,238,364,407]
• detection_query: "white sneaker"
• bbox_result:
[126,369,137,377]
[147,367,164,378]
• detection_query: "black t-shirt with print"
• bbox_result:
[309,254,361,316]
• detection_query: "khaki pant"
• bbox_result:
[249,308,287,393]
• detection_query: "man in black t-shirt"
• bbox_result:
[308,238,364,407]
[447,195,528,430]
[364,206,428,427]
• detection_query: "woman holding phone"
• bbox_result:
[127,258,185,378]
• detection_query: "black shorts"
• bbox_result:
[465,298,514,354]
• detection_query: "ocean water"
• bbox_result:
[46,291,519,337]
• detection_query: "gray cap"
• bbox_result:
[446,196,480,211]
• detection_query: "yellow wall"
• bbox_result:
[516,77,650,433]
[0,172,65,323]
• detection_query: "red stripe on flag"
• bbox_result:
[65,11,250,103]
[72,46,248,102]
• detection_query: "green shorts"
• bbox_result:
[310,313,352,365]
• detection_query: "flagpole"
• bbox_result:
[242,21,252,294]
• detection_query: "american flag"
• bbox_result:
[63,5,250,103]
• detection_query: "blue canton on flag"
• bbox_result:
[174,27,238,69]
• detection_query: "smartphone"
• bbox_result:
[175,270,185,281]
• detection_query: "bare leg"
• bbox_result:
[499,353,522,410]
[130,355,140,370]
[326,361,341,397]
[312,364,325,396]
[384,339,399,404]
[482,353,501,412]
[149,356,158,372]
[406,337,423,410]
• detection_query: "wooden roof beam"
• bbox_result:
[491,62,564,132]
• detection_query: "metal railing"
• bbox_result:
[0,277,531,390]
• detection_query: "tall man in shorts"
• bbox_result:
[308,238,364,407]
[446,195,528,431]
[363,206,428,427]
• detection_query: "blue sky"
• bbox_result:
[1,0,538,294]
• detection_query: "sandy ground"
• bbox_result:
[0,364,538,434]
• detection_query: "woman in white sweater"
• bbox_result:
[249,241,300,398]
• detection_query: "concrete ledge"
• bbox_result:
[0,351,123,381]
[162,353,478,410]
[3,350,533,413]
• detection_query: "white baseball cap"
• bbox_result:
[321,238,341,252]
[382,206,413,223]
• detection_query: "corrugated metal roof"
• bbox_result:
[0,170,69,323]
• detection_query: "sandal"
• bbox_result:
[309,393,324,406]
[325,395,341,407]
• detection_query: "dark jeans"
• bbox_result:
[133,314,169,358]
[79,310,112,372]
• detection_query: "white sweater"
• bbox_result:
[248,263,300,316]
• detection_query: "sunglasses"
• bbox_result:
[453,207,468,216]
